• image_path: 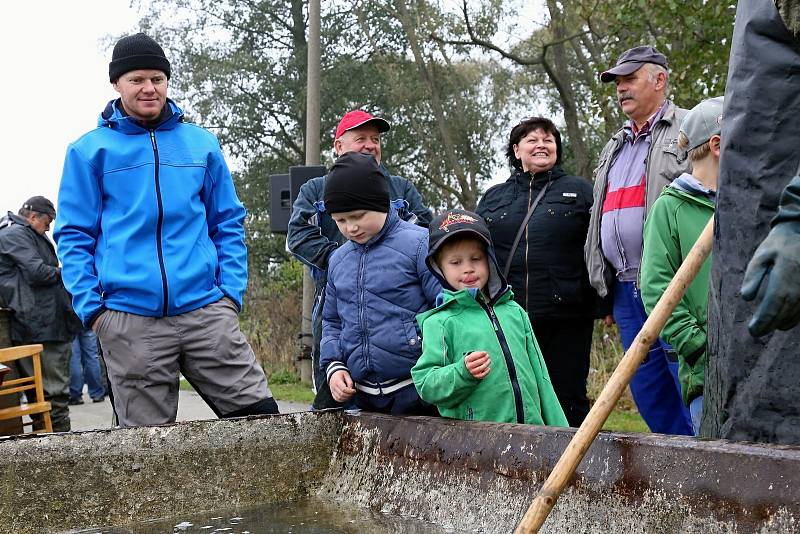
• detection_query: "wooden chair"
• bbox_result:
[0,344,52,434]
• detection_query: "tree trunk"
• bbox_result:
[393,0,477,209]
[545,0,590,178]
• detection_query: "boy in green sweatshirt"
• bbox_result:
[411,209,567,426]
[641,96,723,435]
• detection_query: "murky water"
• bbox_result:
[68,498,452,533]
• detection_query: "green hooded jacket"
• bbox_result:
[641,178,714,405]
[411,286,568,426]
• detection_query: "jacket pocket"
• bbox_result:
[402,319,422,356]
[548,266,584,305]
[195,238,219,290]
[658,139,684,180]
[544,197,576,217]
[480,194,514,226]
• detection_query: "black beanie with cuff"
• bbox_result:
[109,33,171,82]
[324,152,390,214]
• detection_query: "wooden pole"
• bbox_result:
[515,216,715,534]
[300,0,321,386]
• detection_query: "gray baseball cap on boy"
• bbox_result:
[680,96,725,151]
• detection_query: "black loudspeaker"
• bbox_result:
[269,165,326,234]
[269,173,290,234]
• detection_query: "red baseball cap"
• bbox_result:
[334,110,391,140]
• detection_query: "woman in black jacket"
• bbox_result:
[476,117,599,427]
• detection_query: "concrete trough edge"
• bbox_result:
[0,412,343,533]
[320,413,800,533]
[2,411,800,533]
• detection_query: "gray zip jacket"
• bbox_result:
[584,100,689,298]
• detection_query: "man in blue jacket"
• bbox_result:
[54,33,278,427]
[287,110,432,409]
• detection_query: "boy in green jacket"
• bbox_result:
[411,209,567,426]
[641,96,723,435]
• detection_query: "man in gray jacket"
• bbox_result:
[584,46,693,435]
[0,196,81,431]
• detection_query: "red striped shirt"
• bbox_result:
[602,174,646,213]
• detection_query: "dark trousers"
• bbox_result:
[16,341,72,432]
[354,385,439,416]
[530,316,593,427]
[311,284,342,410]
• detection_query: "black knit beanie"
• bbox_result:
[324,152,389,214]
[109,33,171,82]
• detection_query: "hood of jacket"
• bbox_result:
[0,212,29,231]
[417,282,516,329]
[98,98,183,134]
[669,173,716,203]
[664,175,716,209]
[424,209,508,302]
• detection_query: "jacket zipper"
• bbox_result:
[359,246,369,372]
[479,300,524,424]
[525,179,532,311]
[525,170,552,309]
[149,130,169,316]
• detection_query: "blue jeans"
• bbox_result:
[613,280,693,435]
[70,329,106,400]
[689,395,704,436]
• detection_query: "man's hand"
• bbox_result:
[329,370,356,402]
[741,221,800,336]
[464,351,491,379]
[603,314,615,327]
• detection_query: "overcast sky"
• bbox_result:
[1,1,547,221]
[1,1,141,216]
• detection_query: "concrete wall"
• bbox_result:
[2,411,800,533]
[325,414,800,533]
[0,413,342,533]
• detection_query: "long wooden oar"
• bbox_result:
[515,215,715,534]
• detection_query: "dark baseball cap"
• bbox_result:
[22,196,56,218]
[600,45,668,83]
[427,209,493,260]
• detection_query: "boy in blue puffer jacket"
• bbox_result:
[320,152,441,415]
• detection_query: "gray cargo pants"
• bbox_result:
[92,298,274,427]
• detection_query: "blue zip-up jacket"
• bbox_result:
[54,99,247,326]
[320,208,441,388]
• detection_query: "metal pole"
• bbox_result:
[306,0,321,167]
[300,0,321,387]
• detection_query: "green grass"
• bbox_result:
[602,409,650,433]
[180,371,314,404]
[269,382,314,403]
[266,369,314,403]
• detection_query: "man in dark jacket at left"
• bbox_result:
[0,196,80,432]
[54,33,278,427]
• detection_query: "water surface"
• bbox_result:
[71,498,452,533]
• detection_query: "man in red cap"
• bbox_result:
[287,109,432,409]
